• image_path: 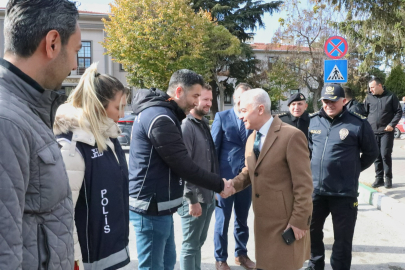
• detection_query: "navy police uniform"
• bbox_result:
[307,84,378,270]
[279,93,310,139]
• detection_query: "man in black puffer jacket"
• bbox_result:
[128,69,234,270]
[365,77,403,188]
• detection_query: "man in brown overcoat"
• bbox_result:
[223,88,313,270]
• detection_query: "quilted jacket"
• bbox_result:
[0,60,74,270]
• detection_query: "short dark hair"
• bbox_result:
[368,77,383,86]
[4,0,79,57]
[203,83,212,91]
[235,83,252,92]
[343,87,353,99]
[167,69,204,95]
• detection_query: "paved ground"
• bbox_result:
[360,138,405,204]
[121,139,405,269]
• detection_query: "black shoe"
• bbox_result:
[384,178,392,188]
[372,178,384,188]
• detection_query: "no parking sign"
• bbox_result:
[324,36,348,83]
[324,36,348,59]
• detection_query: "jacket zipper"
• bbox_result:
[168,168,171,213]
[319,119,335,192]
[377,98,381,130]
[49,94,60,128]
[38,224,51,270]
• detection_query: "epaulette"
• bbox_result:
[349,110,367,120]
[278,112,287,117]
[309,111,319,118]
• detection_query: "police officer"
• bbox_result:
[279,93,310,139]
[306,84,378,270]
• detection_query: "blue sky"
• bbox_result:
[0,0,284,43]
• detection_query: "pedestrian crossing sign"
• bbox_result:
[324,60,348,83]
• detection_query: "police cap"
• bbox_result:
[287,93,306,106]
[319,84,345,101]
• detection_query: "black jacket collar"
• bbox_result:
[289,110,310,122]
[319,106,347,122]
[132,88,186,121]
[0,58,45,93]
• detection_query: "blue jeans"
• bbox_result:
[129,211,176,270]
[178,199,215,270]
[214,185,252,261]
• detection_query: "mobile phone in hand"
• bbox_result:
[282,227,296,245]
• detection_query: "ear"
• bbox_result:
[175,86,183,99]
[45,30,62,59]
[258,104,265,115]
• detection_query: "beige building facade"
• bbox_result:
[0,8,310,113]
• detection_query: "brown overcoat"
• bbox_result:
[232,116,313,270]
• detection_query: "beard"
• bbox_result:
[44,48,69,90]
[194,107,208,117]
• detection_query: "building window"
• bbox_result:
[224,93,232,104]
[268,56,277,70]
[119,64,125,72]
[289,64,299,73]
[77,41,92,75]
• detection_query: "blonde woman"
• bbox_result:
[54,63,130,270]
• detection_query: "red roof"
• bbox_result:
[251,43,312,52]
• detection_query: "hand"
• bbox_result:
[285,223,307,241]
[385,125,394,132]
[220,179,235,198]
[189,203,202,217]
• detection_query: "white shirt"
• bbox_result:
[257,116,274,151]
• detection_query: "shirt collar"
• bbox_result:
[233,107,240,117]
[258,116,273,137]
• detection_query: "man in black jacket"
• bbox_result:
[343,86,366,116]
[128,70,234,270]
[365,77,403,188]
[307,84,378,270]
[279,93,310,139]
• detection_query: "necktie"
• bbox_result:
[253,131,262,159]
[239,121,247,143]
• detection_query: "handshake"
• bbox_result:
[220,179,236,198]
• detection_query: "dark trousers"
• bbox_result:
[214,185,252,261]
[374,132,394,179]
[308,195,358,270]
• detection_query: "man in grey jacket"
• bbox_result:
[0,1,82,269]
[178,84,219,270]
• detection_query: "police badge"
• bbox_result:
[325,86,334,95]
[339,128,349,140]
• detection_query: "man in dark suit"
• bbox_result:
[211,83,255,270]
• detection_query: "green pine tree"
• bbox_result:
[385,65,405,99]
[325,0,405,70]
[192,0,282,114]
